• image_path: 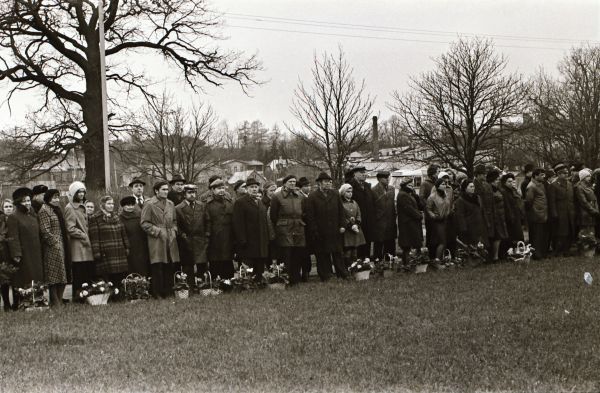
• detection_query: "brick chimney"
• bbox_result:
[372,116,379,160]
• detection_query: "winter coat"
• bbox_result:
[64,201,93,262]
[525,179,548,224]
[490,186,508,240]
[38,204,67,285]
[396,188,423,249]
[547,177,576,237]
[340,198,366,248]
[371,182,397,242]
[474,178,495,235]
[167,190,185,207]
[305,189,344,253]
[270,189,306,248]
[89,211,130,275]
[575,182,599,227]
[348,178,375,242]
[176,200,209,266]
[7,206,43,288]
[419,177,436,206]
[426,189,452,221]
[455,193,486,246]
[140,197,180,264]
[205,194,234,261]
[119,210,150,276]
[500,185,524,242]
[0,213,11,265]
[233,194,270,259]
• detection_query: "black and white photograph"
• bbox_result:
[0,0,599,392]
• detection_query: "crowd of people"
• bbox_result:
[0,161,598,310]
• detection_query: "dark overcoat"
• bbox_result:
[547,177,576,237]
[500,185,524,242]
[119,210,150,276]
[176,200,209,266]
[270,189,306,248]
[89,211,130,275]
[233,194,270,259]
[575,182,599,227]
[38,204,67,285]
[141,197,180,264]
[396,188,423,249]
[491,186,508,240]
[0,213,10,265]
[525,179,548,224]
[167,190,185,207]
[7,207,43,288]
[371,183,397,242]
[348,179,375,242]
[304,189,344,253]
[455,193,487,246]
[205,194,234,261]
[474,178,495,236]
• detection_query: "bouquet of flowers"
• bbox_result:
[122,274,150,301]
[263,262,289,289]
[0,261,18,285]
[173,272,189,299]
[220,264,266,292]
[348,258,375,281]
[372,254,399,277]
[405,249,430,273]
[456,241,488,266]
[78,280,118,305]
[507,241,534,262]
[17,281,48,311]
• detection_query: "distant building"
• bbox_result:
[228,170,267,186]
[221,159,264,174]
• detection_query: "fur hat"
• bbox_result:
[120,196,137,207]
[43,189,60,204]
[12,187,33,203]
[68,181,86,199]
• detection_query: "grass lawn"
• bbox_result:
[1,257,600,393]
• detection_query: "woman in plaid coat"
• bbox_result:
[38,189,69,307]
[89,196,130,286]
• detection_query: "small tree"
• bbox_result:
[121,93,221,183]
[287,46,374,184]
[389,38,527,176]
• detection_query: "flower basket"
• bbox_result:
[198,272,222,296]
[263,263,288,289]
[86,292,110,306]
[353,270,370,281]
[173,271,190,299]
[17,281,49,311]
[122,273,150,302]
[508,241,533,263]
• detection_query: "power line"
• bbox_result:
[226,24,573,51]
[223,12,599,46]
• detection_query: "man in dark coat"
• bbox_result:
[525,168,548,259]
[233,178,269,282]
[473,164,493,246]
[419,164,439,258]
[167,174,186,206]
[270,175,306,285]
[205,179,235,279]
[371,171,397,259]
[396,178,423,264]
[520,163,534,200]
[296,177,312,280]
[176,184,210,290]
[119,196,150,277]
[305,172,347,281]
[348,166,374,258]
[232,180,247,201]
[129,177,147,212]
[547,163,576,256]
[31,184,48,213]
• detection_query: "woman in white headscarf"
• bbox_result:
[339,183,365,267]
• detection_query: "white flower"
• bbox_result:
[91,283,97,288]
[108,282,113,287]
[82,283,89,288]
[364,258,370,263]
[99,287,105,292]
[114,288,119,295]
[224,280,231,285]
[81,290,89,297]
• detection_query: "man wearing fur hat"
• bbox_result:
[525,168,548,259]
[547,163,576,256]
[64,181,94,298]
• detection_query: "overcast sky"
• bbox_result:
[0,0,598,131]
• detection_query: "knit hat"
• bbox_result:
[579,168,592,181]
[263,181,276,191]
[281,175,297,185]
[43,189,60,204]
[68,181,86,198]
[120,196,137,207]
[339,183,352,196]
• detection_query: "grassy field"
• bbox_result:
[1,257,600,393]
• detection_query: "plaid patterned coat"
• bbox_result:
[38,204,67,285]
[89,211,130,275]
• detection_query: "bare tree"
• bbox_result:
[287,46,375,183]
[0,0,260,189]
[529,45,600,167]
[389,38,527,177]
[122,93,221,183]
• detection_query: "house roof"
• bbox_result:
[227,170,266,184]
[222,159,264,166]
